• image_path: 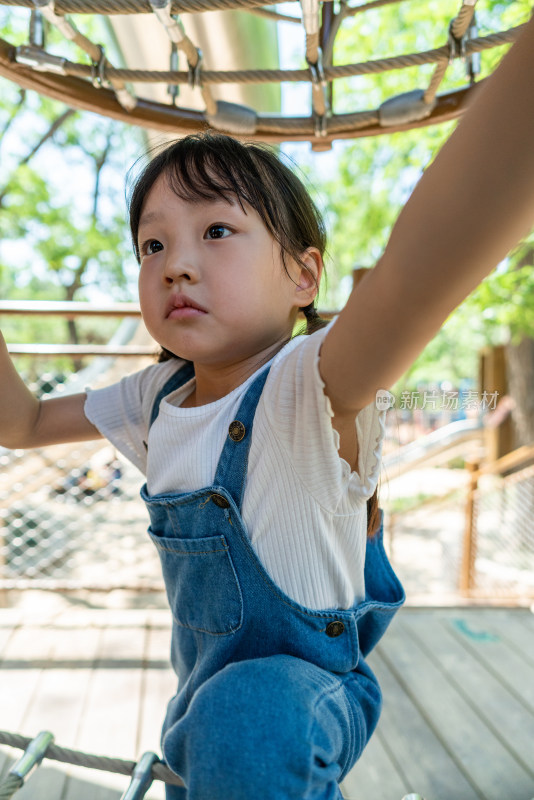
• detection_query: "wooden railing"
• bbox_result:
[0,300,149,357]
[460,443,534,594]
[0,300,337,357]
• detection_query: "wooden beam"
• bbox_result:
[7,345,156,356]
[0,300,141,317]
[0,37,477,144]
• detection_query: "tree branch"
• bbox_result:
[0,88,26,150]
[19,107,77,168]
[0,107,76,209]
[92,131,114,221]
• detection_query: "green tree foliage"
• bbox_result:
[310,0,534,391]
[0,7,144,366]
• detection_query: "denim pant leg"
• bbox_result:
[165,784,187,800]
[163,654,381,800]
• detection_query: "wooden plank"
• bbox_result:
[420,608,534,664]
[0,626,55,778]
[0,614,20,648]
[341,724,409,800]
[140,624,177,800]
[381,613,534,800]
[61,618,148,800]
[137,625,175,755]
[400,612,534,781]
[12,624,102,800]
[432,610,534,710]
[482,609,534,665]
[372,648,481,800]
[0,617,23,778]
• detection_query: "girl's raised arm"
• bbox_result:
[0,331,102,449]
[320,14,534,416]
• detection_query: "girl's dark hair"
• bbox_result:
[128,132,327,337]
[128,132,379,537]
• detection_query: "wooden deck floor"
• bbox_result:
[0,606,533,800]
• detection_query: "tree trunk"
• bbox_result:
[65,274,85,372]
[506,336,534,447]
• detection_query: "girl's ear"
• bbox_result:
[293,247,324,307]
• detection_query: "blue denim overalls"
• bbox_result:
[141,361,405,800]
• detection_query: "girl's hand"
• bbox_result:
[0,331,102,449]
[320,14,534,416]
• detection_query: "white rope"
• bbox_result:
[34,0,137,110]
[300,0,327,128]
[149,0,217,115]
[299,0,319,37]
[424,0,479,104]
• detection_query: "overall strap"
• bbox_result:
[213,365,271,510]
[149,360,195,428]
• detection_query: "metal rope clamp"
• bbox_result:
[29,8,45,48]
[314,112,328,138]
[92,44,111,89]
[447,19,468,64]
[14,44,67,74]
[448,15,480,79]
[9,731,54,782]
[168,41,179,104]
[188,48,203,90]
[308,47,328,137]
[465,17,481,82]
[120,751,159,800]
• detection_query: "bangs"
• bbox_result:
[162,142,255,211]
[128,132,326,268]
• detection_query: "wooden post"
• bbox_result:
[479,345,513,462]
[0,520,7,607]
[460,460,479,595]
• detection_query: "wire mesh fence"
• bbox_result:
[0,368,164,592]
[383,461,534,601]
[0,441,161,590]
[469,464,534,597]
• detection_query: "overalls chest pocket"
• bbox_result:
[149,530,244,635]
[143,488,244,636]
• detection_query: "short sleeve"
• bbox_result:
[261,319,386,511]
[84,359,182,475]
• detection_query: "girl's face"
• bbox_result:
[137,174,318,367]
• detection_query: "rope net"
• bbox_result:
[0,0,528,144]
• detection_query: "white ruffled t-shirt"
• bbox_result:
[84,319,386,610]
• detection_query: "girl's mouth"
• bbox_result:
[166,293,208,319]
[168,306,207,319]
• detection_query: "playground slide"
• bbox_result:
[383,418,484,478]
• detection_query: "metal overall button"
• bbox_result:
[228,420,246,442]
[211,494,230,509]
[325,620,345,638]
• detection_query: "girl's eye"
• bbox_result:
[205,224,232,240]
[141,239,163,256]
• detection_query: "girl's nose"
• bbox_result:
[163,250,199,284]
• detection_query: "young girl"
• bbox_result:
[2,16,534,799]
